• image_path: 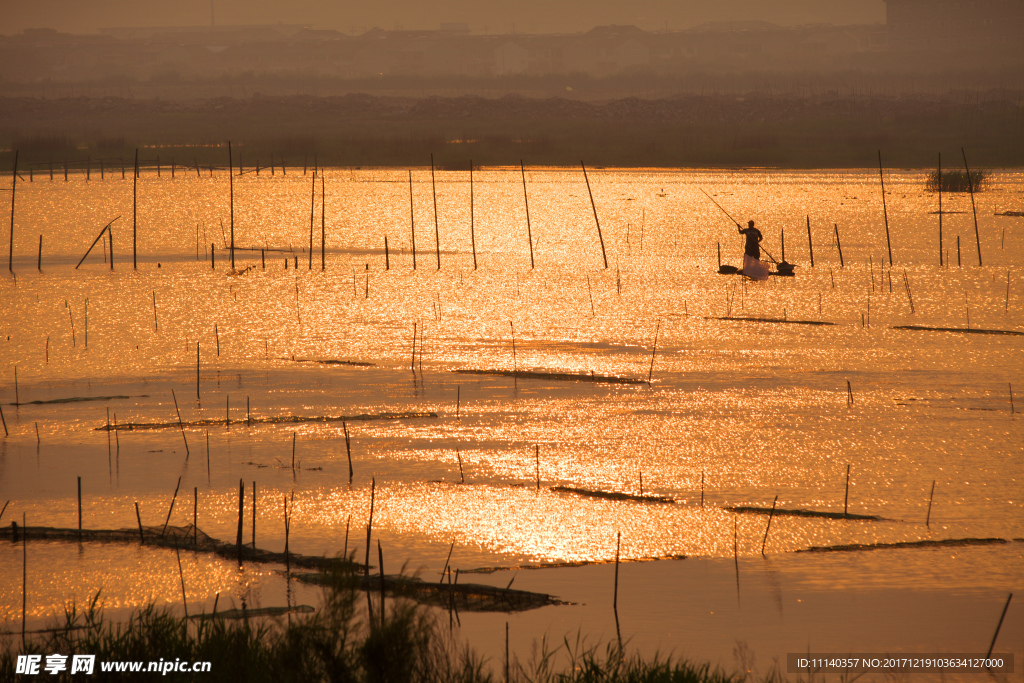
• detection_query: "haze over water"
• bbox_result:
[1,166,1021,671]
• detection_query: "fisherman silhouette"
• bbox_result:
[737,220,769,280]
[738,220,762,258]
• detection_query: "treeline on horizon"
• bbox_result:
[1,90,1022,169]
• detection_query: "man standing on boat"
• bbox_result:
[738,220,770,280]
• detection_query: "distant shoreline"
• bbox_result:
[2,91,1023,169]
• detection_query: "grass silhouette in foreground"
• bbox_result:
[1,560,748,682]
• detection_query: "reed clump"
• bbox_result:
[926,169,987,192]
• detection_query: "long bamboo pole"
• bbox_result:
[520,160,534,269]
[8,150,16,273]
[938,153,943,266]
[133,149,138,269]
[470,160,477,270]
[229,141,235,270]
[431,154,441,270]
[962,148,982,267]
[409,171,416,270]
[878,150,893,266]
[581,162,609,269]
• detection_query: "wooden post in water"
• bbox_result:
[77,476,82,538]
[365,478,375,576]
[21,513,26,648]
[251,481,256,549]
[431,154,441,270]
[581,162,609,269]
[283,495,290,569]
[520,160,534,269]
[37,235,41,271]
[308,169,315,270]
[470,160,477,269]
[193,487,198,545]
[321,172,325,270]
[135,502,144,542]
[409,170,416,270]
[647,319,660,385]
[9,150,17,273]
[535,445,540,490]
[843,464,851,517]
[196,343,200,400]
[162,476,182,536]
[613,531,621,610]
[878,150,893,266]
[834,224,844,267]
[806,215,814,267]
[343,420,353,482]
[378,541,386,627]
[235,479,244,559]
[229,141,235,270]
[938,153,943,266]
[985,593,1013,664]
[760,495,778,555]
[133,149,138,269]
[962,148,982,267]
[926,480,936,526]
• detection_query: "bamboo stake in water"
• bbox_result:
[761,495,778,555]
[411,322,417,370]
[925,480,936,526]
[938,152,943,266]
[647,319,660,385]
[613,531,621,610]
[470,160,477,270]
[587,275,595,316]
[408,170,416,270]
[0,404,7,436]
[308,169,315,269]
[1009,384,1015,414]
[193,487,198,545]
[321,173,326,270]
[77,476,82,538]
[701,470,704,508]
[457,449,465,483]
[235,479,244,559]
[171,389,189,457]
[162,476,182,537]
[283,495,290,569]
[365,478,376,576]
[510,321,518,380]
[878,150,893,266]
[520,160,534,269]
[291,432,296,471]
[196,343,200,400]
[843,464,851,517]
[175,542,188,618]
[847,380,853,406]
[581,162,609,269]
[378,541,386,627]
[251,481,256,549]
[343,420,353,482]
[430,153,441,270]
[229,141,235,270]
[984,593,1013,664]
[7,150,17,274]
[806,215,814,267]
[21,513,26,648]
[535,445,540,490]
[962,148,982,267]
[834,224,844,267]
[135,502,144,542]
[133,149,138,269]
[37,234,41,271]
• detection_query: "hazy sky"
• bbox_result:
[1,0,886,35]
